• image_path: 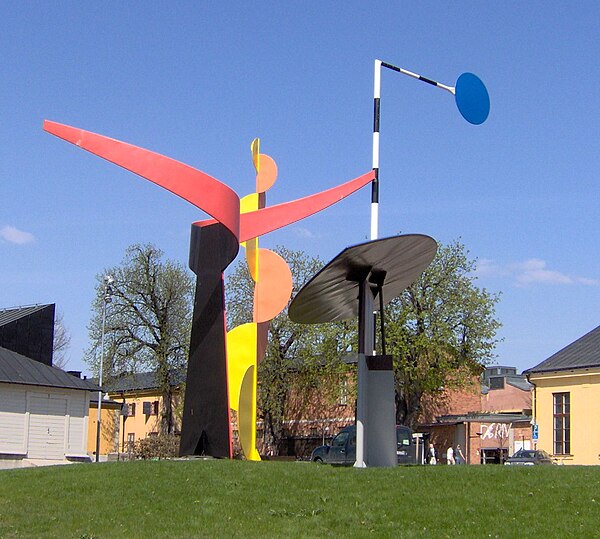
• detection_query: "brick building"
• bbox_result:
[417,366,533,464]
[255,370,355,458]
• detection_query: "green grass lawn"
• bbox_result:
[1,460,599,538]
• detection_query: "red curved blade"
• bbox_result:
[44,120,240,238]
[236,171,374,242]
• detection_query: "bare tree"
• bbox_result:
[52,311,71,370]
[86,243,194,434]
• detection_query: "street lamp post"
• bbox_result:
[322,425,330,446]
[95,275,113,462]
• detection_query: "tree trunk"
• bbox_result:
[162,388,174,435]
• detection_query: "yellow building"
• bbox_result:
[526,324,600,465]
[87,370,185,457]
[87,397,121,457]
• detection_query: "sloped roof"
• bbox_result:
[418,412,533,428]
[0,304,52,326]
[97,368,187,393]
[481,376,532,394]
[89,395,122,407]
[525,324,600,374]
[505,376,532,391]
[0,346,99,391]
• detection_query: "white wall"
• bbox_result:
[0,385,27,454]
[0,383,89,461]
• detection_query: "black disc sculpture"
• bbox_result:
[289,234,437,467]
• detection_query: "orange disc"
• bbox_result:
[253,248,292,323]
[256,154,277,193]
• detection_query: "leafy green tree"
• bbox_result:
[227,241,500,447]
[226,246,356,453]
[86,243,193,434]
[383,240,501,427]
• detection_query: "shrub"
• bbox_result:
[134,434,180,459]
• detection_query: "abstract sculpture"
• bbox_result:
[44,120,373,458]
[227,138,293,461]
[289,235,438,467]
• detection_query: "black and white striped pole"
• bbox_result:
[356,59,489,468]
[370,59,490,240]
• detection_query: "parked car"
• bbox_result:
[310,425,416,465]
[504,449,554,466]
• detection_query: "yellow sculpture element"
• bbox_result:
[226,138,292,461]
[240,193,260,280]
[251,138,260,173]
[227,323,260,461]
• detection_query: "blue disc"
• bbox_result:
[455,72,490,125]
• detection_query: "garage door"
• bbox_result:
[27,395,68,460]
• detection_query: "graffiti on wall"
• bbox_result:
[480,423,512,441]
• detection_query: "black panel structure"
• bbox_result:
[179,222,239,458]
[289,235,437,467]
[289,235,438,324]
[0,304,55,366]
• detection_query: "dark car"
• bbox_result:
[504,449,554,466]
[310,425,416,465]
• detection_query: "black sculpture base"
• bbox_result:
[179,222,239,458]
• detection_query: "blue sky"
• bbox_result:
[1,3,598,376]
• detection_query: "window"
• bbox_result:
[489,377,505,390]
[332,432,348,447]
[127,433,135,453]
[143,400,159,416]
[127,403,136,417]
[339,378,349,406]
[553,392,570,455]
[396,426,412,447]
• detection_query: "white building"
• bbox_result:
[0,346,99,468]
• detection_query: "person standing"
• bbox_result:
[446,445,455,465]
[456,444,466,464]
[427,443,437,465]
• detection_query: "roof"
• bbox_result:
[505,376,532,391]
[0,346,99,391]
[0,304,53,326]
[432,412,533,425]
[525,324,600,374]
[482,373,532,393]
[89,396,122,407]
[98,368,187,393]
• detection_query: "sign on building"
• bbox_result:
[532,423,539,442]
